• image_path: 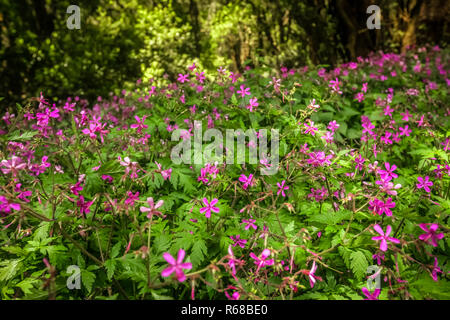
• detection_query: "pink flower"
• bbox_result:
[431,257,442,281]
[327,120,340,132]
[246,97,258,111]
[378,162,398,180]
[400,109,411,121]
[308,261,323,288]
[372,253,385,265]
[161,249,192,282]
[155,161,172,180]
[161,168,172,180]
[140,197,164,218]
[242,218,257,230]
[303,121,318,136]
[417,176,433,192]
[15,184,32,202]
[399,125,411,137]
[227,245,242,276]
[1,156,27,176]
[130,115,148,134]
[76,196,93,217]
[199,198,219,218]
[225,290,240,300]
[124,191,139,207]
[249,249,274,272]
[177,74,189,83]
[0,196,21,216]
[237,85,251,98]
[277,180,289,197]
[119,156,139,179]
[354,155,366,171]
[230,235,247,248]
[238,174,254,190]
[372,224,400,252]
[418,223,444,247]
[361,287,381,300]
[101,175,113,183]
[383,105,394,117]
[70,181,83,195]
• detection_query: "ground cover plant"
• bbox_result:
[0,45,449,300]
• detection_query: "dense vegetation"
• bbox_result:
[1,0,449,105]
[0,44,448,300]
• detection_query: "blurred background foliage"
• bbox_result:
[0,0,448,104]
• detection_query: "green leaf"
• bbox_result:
[350,251,368,281]
[0,259,22,281]
[6,131,38,142]
[16,278,38,295]
[104,260,116,280]
[110,242,122,259]
[81,270,96,293]
[191,240,207,268]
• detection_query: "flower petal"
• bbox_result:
[163,252,176,265]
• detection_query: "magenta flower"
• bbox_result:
[399,125,412,137]
[378,162,398,180]
[431,257,442,281]
[15,184,32,202]
[76,195,93,217]
[140,197,164,218]
[246,97,258,111]
[101,175,113,183]
[161,168,172,180]
[70,181,83,196]
[249,249,274,272]
[225,290,240,300]
[161,249,192,282]
[303,121,318,136]
[177,74,189,83]
[227,245,240,276]
[238,174,254,190]
[0,196,21,216]
[119,156,139,179]
[327,120,340,132]
[277,180,289,197]
[418,223,444,247]
[241,218,257,230]
[372,253,385,265]
[308,261,323,288]
[124,191,139,207]
[417,176,433,192]
[199,198,219,218]
[354,155,366,171]
[361,287,381,300]
[400,109,411,121]
[1,156,27,176]
[236,85,251,98]
[372,224,400,252]
[230,235,247,248]
[130,115,148,134]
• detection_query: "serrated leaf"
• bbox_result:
[0,259,22,281]
[81,270,96,293]
[104,259,116,280]
[110,242,122,259]
[350,251,368,281]
[191,240,207,268]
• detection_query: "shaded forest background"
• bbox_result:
[0,0,449,105]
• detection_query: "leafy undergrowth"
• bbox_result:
[1,45,449,300]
